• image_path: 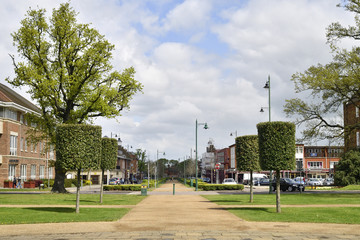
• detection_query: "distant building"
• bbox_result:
[0,83,55,187]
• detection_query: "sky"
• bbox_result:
[0,0,355,161]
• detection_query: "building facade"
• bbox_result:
[344,100,360,151]
[0,84,55,187]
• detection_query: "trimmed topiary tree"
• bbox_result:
[100,137,118,203]
[56,124,101,213]
[236,135,260,203]
[257,121,295,213]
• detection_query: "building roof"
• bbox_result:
[0,83,40,113]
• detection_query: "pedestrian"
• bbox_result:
[13,176,17,188]
[16,177,22,188]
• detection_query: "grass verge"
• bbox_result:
[0,207,130,224]
[202,193,360,205]
[0,194,146,205]
[228,207,360,224]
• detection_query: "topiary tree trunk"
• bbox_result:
[56,124,101,213]
[257,122,295,213]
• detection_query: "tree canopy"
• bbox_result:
[334,149,360,186]
[284,0,360,143]
[7,3,143,193]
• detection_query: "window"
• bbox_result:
[49,145,55,159]
[10,135,18,156]
[5,109,17,121]
[0,107,3,117]
[20,114,24,123]
[30,165,36,180]
[20,137,24,151]
[308,162,323,169]
[20,164,27,182]
[357,106,359,118]
[48,167,53,179]
[8,165,16,181]
[39,165,45,179]
[24,139,27,152]
[357,132,360,147]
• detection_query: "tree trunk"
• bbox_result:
[276,170,281,213]
[100,169,104,204]
[249,170,253,203]
[51,165,68,193]
[76,169,81,214]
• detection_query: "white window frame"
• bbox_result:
[20,137,24,152]
[48,167,53,179]
[356,106,359,118]
[20,164,27,182]
[10,135,18,156]
[357,132,360,147]
[39,165,45,179]
[8,165,16,181]
[30,165,36,180]
[24,139,28,152]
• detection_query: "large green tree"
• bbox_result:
[7,3,143,193]
[284,0,360,143]
[236,135,260,203]
[334,150,360,186]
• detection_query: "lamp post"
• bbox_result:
[195,119,208,191]
[261,75,273,193]
[230,131,238,138]
[156,150,165,188]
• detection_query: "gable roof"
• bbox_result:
[0,83,40,113]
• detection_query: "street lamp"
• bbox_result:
[195,119,208,191]
[230,131,237,138]
[261,75,273,193]
[156,150,165,188]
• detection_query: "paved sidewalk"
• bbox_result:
[1,181,360,239]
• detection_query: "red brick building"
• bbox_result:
[0,84,55,188]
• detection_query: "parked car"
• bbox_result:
[293,177,306,185]
[109,177,120,185]
[272,178,305,192]
[201,177,211,183]
[222,178,237,185]
[307,178,322,186]
[259,178,270,186]
[323,178,334,186]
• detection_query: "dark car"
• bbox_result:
[272,178,305,192]
[259,178,270,186]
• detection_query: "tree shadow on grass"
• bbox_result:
[216,207,273,213]
[23,207,75,213]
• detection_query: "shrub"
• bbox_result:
[199,184,244,191]
[103,184,141,191]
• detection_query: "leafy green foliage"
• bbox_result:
[100,138,118,171]
[104,185,142,191]
[257,122,296,171]
[235,135,260,172]
[199,184,244,191]
[7,2,143,192]
[334,150,360,186]
[284,0,360,143]
[56,124,101,171]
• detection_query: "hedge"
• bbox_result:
[103,184,142,191]
[199,184,244,191]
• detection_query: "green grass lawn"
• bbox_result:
[202,193,360,205]
[228,207,360,224]
[0,193,146,205]
[0,207,130,224]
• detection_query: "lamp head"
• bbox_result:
[263,81,269,89]
[204,123,208,129]
[260,107,264,113]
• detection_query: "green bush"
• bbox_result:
[103,184,142,191]
[199,184,244,191]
